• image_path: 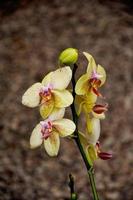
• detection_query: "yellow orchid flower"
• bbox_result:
[22,67,73,119]
[75,52,106,97]
[75,93,107,119]
[79,118,112,165]
[85,118,101,142]
[75,93,97,115]
[79,131,98,166]
[79,117,101,165]
[30,108,76,156]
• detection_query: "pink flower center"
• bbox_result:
[91,70,103,80]
[39,84,53,102]
[89,70,103,97]
[40,120,53,140]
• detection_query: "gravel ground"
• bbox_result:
[0,0,133,200]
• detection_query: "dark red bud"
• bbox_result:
[93,104,108,114]
[98,152,112,160]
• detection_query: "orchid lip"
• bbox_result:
[39,84,53,95]
[39,84,53,102]
[40,120,53,140]
[98,152,112,160]
[41,83,53,92]
[91,70,103,80]
[91,87,103,98]
[93,104,108,114]
[96,142,112,160]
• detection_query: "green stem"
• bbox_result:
[71,64,99,200]
[69,174,78,200]
[88,168,99,200]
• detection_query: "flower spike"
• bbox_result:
[22,49,112,200]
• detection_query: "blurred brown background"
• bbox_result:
[0,0,133,199]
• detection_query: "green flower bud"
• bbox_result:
[59,48,78,65]
[72,193,78,200]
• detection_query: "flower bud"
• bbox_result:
[59,48,78,65]
[93,104,108,114]
[98,152,112,160]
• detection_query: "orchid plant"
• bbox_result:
[22,48,112,200]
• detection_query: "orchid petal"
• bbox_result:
[75,74,89,95]
[44,131,60,156]
[75,95,85,115]
[86,117,93,134]
[83,52,97,73]
[53,119,76,137]
[30,124,42,149]
[42,72,53,86]
[39,98,54,119]
[97,64,106,86]
[22,83,42,107]
[86,144,98,164]
[48,108,65,121]
[84,93,97,113]
[86,92,97,104]
[50,67,72,90]
[53,89,73,108]
[86,118,100,145]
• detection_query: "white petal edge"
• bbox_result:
[42,72,53,86]
[51,66,72,90]
[22,82,42,107]
[83,52,97,73]
[88,118,100,145]
[30,123,42,149]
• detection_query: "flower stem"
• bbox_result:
[68,174,78,200]
[71,64,99,200]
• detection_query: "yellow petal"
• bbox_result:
[53,89,73,108]
[75,74,89,95]
[39,98,54,119]
[87,118,100,145]
[53,119,76,137]
[41,72,53,86]
[48,108,65,121]
[84,93,97,113]
[86,144,98,164]
[30,124,42,149]
[79,131,97,166]
[22,83,42,107]
[97,64,106,86]
[50,67,72,90]
[86,92,97,104]
[44,131,60,156]
[83,52,97,73]
[86,116,93,134]
[75,95,85,115]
